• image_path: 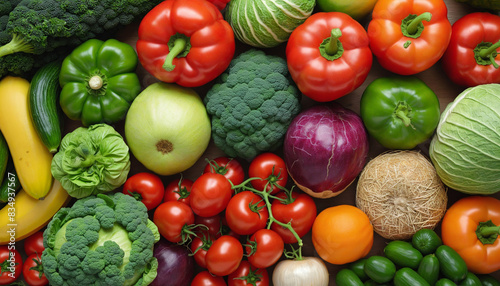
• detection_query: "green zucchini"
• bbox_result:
[336,268,364,286]
[412,228,442,255]
[394,267,430,286]
[436,278,458,286]
[418,254,440,285]
[364,256,396,284]
[350,258,369,281]
[435,245,468,282]
[458,272,482,286]
[478,274,500,286]
[0,158,21,203]
[384,240,423,269]
[0,132,7,186]
[29,60,63,153]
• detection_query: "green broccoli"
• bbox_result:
[204,49,301,161]
[42,192,160,286]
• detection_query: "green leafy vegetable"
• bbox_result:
[51,124,131,199]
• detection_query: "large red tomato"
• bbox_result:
[228,260,269,286]
[164,176,193,206]
[191,270,227,286]
[203,157,245,186]
[190,173,233,217]
[249,153,288,194]
[123,172,164,210]
[0,246,22,285]
[225,191,268,235]
[205,235,243,277]
[246,229,284,269]
[153,201,195,243]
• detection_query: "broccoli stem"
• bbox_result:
[0,34,34,57]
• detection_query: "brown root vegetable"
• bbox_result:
[356,151,447,240]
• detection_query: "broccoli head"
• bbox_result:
[204,49,301,161]
[42,192,160,286]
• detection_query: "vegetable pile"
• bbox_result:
[0,0,499,285]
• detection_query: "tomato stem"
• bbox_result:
[476,40,500,69]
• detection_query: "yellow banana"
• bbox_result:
[0,76,53,199]
[0,179,70,244]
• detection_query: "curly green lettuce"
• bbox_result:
[51,124,130,199]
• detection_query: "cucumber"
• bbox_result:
[436,278,458,286]
[0,158,21,203]
[364,280,391,286]
[349,259,369,281]
[458,272,482,286]
[435,245,468,282]
[29,60,63,153]
[394,267,430,286]
[412,228,442,255]
[0,132,8,186]
[384,240,423,269]
[364,255,396,284]
[418,254,440,285]
[336,268,364,286]
[478,274,500,286]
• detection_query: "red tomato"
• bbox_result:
[205,235,243,277]
[0,246,22,285]
[122,172,164,210]
[228,260,269,286]
[191,270,227,286]
[248,153,288,194]
[190,236,213,269]
[246,229,284,269]
[23,254,48,286]
[190,173,233,217]
[164,177,193,206]
[270,191,317,243]
[24,231,44,256]
[153,201,195,243]
[225,191,269,235]
[203,157,245,186]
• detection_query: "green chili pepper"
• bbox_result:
[59,39,141,126]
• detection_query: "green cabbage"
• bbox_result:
[51,124,131,198]
[429,84,500,194]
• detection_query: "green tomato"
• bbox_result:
[360,76,441,150]
[316,0,378,20]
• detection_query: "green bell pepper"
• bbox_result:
[360,76,440,150]
[59,39,141,126]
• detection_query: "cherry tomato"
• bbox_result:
[190,173,233,217]
[190,236,213,269]
[228,260,269,286]
[225,191,269,235]
[270,191,317,243]
[164,176,193,206]
[246,229,284,269]
[203,157,245,186]
[122,172,164,210]
[248,153,288,194]
[153,201,195,243]
[23,254,48,286]
[24,231,44,256]
[195,214,223,239]
[0,246,22,285]
[191,270,227,286]
[205,235,243,277]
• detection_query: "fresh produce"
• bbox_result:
[283,102,369,198]
[225,0,315,48]
[204,49,301,161]
[190,173,233,217]
[0,245,22,285]
[0,133,7,184]
[228,260,269,286]
[349,259,369,281]
[418,254,440,285]
[123,172,165,211]
[151,239,195,286]
[51,124,130,199]
[286,12,373,102]
[356,151,447,240]
[412,228,443,255]
[59,38,141,126]
[191,271,226,285]
[367,0,452,75]
[205,235,243,276]
[136,0,235,87]
[435,245,468,282]
[41,192,160,286]
[207,0,231,10]
[441,196,500,274]
[203,157,245,186]
[272,257,329,286]
[312,205,373,265]
[336,268,364,286]
[442,12,500,86]
[125,82,211,175]
[24,231,45,256]
[394,267,431,286]
[455,0,500,11]
[154,200,195,243]
[163,177,193,206]
[225,191,269,235]
[384,241,423,269]
[248,152,288,195]
[429,84,500,194]
[23,253,48,286]
[0,76,53,199]
[316,0,378,20]
[246,228,284,269]
[0,180,69,244]
[479,274,500,286]
[364,256,397,284]
[360,76,441,149]
[0,0,163,60]
[0,159,20,203]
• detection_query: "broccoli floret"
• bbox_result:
[204,49,301,161]
[42,192,160,286]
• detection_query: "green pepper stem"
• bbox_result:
[479,40,500,69]
[326,28,342,56]
[88,75,103,90]
[407,12,432,35]
[394,102,414,128]
[163,37,187,72]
